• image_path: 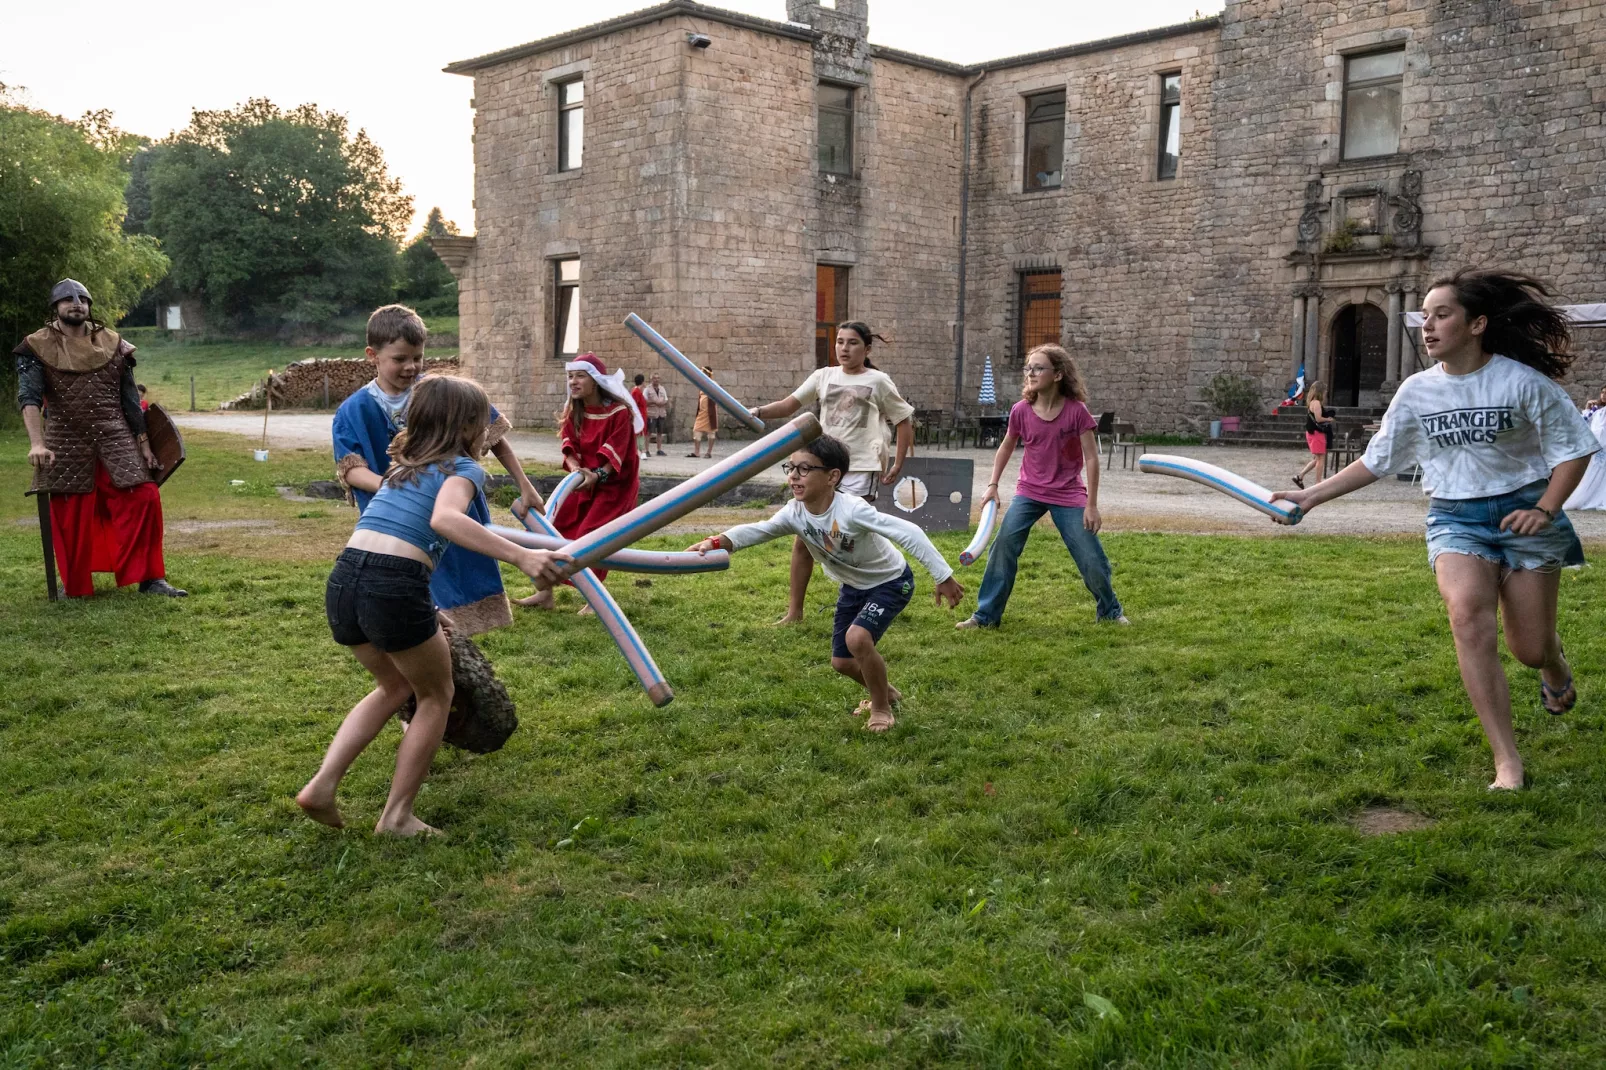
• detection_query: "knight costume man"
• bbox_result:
[15,279,185,597]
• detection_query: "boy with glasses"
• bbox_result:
[688,435,963,732]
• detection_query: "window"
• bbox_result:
[1023,90,1065,191]
[1342,49,1404,160]
[818,84,854,175]
[554,258,580,358]
[1157,73,1181,180]
[558,79,584,171]
[815,265,850,368]
[1018,271,1062,355]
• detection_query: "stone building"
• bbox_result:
[438,0,1606,432]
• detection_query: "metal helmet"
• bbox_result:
[49,278,93,309]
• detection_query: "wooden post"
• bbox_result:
[36,493,59,601]
[190,375,196,411]
[323,370,330,409]
[261,369,273,449]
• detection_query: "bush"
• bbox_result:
[1203,373,1262,418]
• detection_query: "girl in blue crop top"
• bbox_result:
[298,375,571,837]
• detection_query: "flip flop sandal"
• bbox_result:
[853,699,873,717]
[1540,647,1576,715]
[863,709,896,732]
[1541,673,1576,715]
[1292,475,1305,489]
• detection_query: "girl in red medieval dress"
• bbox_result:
[518,353,643,613]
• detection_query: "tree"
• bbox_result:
[396,207,460,316]
[0,88,169,422]
[148,99,413,331]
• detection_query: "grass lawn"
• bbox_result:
[3,429,1606,1066]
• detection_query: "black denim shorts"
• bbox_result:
[325,548,439,652]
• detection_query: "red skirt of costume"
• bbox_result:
[51,462,166,597]
[554,402,641,582]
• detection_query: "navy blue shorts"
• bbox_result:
[326,548,439,652]
[832,564,915,659]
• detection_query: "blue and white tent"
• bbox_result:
[978,355,996,407]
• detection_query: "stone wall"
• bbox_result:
[963,27,1219,428]
[452,0,1606,431]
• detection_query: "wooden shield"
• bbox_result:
[145,402,186,486]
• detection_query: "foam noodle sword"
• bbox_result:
[543,470,585,521]
[624,313,766,433]
[516,507,675,707]
[959,497,1000,566]
[1137,453,1304,526]
[556,413,823,576]
[489,526,730,575]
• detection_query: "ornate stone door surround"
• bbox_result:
[1285,166,1430,399]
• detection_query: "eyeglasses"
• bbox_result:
[1024,365,1055,375]
[781,462,828,476]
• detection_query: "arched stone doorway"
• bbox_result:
[1330,303,1388,406]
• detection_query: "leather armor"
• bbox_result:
[30,351,151,495]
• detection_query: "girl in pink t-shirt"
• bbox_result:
[957,344,1127,628]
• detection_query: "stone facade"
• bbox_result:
[445,0,1606,432]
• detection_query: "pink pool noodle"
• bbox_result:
[624,313,766,433]
[959,497,999,566]
[516,509,674,707]
[555,413,822,577]
[489,525,729,574]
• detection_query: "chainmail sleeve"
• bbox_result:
[15,344,44,411]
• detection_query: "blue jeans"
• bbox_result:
[973,495,1123,625]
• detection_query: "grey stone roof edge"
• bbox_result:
[445,3,1221,77]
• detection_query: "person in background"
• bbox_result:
[642,372,670,456]
[631,374,650,457]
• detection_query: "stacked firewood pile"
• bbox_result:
[221,356,461,409]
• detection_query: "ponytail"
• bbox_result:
[838,321,890,369]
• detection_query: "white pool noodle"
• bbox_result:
[1137,453,1303,526]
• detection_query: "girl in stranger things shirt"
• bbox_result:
[1275,269,1599,790]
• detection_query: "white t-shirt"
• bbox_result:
[723,491,954,590]
[790,366,915,472]
[1361,355,1600,499]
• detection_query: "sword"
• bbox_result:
[34,492,59,601]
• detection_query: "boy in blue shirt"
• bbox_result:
[333,305,542,634]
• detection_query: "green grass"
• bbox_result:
[4,429,1606,1066]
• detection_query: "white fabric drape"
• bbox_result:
[1563,407,1606,511]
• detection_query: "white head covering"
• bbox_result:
[565,353,644,433]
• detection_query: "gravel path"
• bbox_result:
[176,411,1606,540]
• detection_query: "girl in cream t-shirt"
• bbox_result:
[746,321,916,623]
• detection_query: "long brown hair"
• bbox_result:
[1429,267,1574,380]
[384,375,490,487]
[1305,379,1328,407]
[1021,343,1088,404]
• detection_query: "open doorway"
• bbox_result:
[1330,303,1387,406]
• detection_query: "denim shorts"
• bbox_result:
[325,548,440,652]
[832,564,915,658]
[1425,479,1585,574]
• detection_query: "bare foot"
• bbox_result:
[375,814,443,837]
[516,590,555,610]
[772,611,804,626]
[1489,762,1526,791]
[577,604,595,617]
[864,708,895,733]
[295,784,345,829]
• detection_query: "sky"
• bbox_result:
[2,0,1223,238]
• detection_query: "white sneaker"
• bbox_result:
[1100,615,1131,625]
[954,616,992,630]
